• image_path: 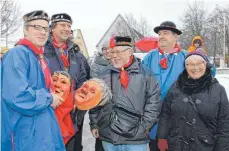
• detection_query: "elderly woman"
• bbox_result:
[157,50,229,151]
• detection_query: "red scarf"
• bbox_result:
[158,43,181,69]
[52,36,70,68]
[54,83,75,144]
[18,38,52,88]
[120,55,134,89]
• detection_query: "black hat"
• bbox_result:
[23,10,50,23]
[154,21,182,35]
[114,36,132,47]
[51,13,72,24]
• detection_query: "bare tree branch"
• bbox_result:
[1,0,22,42]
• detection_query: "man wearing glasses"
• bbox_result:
[89,36,161,151]
[44,13,90,151]
[1,10,65,151]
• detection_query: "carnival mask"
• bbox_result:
[74,79,104,110]
[52,72,71,100]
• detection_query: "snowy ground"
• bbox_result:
[216,74,229,95]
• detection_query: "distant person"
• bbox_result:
[188,36,206,53]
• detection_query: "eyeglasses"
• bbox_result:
[27,24,49,32]
[110,48,129,56]
[186,61,205,68]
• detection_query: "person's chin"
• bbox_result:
[113,64,122,69]
[61,36,69,41]
[190,74,201,79]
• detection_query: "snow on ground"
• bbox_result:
[216,74,229,96]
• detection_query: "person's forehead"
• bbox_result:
[113,46,123,50]
[54,73,70,80]
[113,46,130,51]
[28,19,49,26]
[86,80,100,87]
[158,30,172,34]
[186,55,205,62]
[102,47,109,50]
[57,21,71,25]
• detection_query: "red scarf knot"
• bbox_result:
[120,55,134,89]
[18,38,52,88]
[158,43,181,69]
[52,36,70,68]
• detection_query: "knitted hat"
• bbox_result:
[185,48,212,68]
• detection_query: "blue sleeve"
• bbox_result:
[1,48,53,116]
[142,53,150,66]
[211,64,216,77]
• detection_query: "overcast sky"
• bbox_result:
[9,0,229,56]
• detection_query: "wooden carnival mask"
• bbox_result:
[75,80,102,110]
[52,72,71,100]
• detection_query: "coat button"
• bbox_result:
[189,138,195,142]
[192,118,196,124]
[180,116,185,120]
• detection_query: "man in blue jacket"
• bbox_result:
[1,10,65,151]
[44,13,90,151]
[142,21,187,151]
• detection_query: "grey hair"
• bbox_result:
[53,71,73,85]
[50,22,57,29]
[49,22,57,35]
[89,78,112,106]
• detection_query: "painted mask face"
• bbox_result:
[75,80,102,110]
[52,73,71,100]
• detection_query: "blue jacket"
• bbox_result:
[1,45,65,151]
[142,48,187,139]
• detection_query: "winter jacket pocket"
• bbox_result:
[168,128,179,138]
[197,132,214,146]
[110,104,142,138]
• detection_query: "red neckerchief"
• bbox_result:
[18,38,52,88]
[120,55,134,89]
[54,82,75,145]
[52,36,70,68]
[158,43,181,69]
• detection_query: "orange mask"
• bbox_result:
[52,73,71,100]
[75,80,102,110]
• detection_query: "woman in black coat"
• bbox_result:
[157,50,229,151]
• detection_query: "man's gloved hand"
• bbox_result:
[158,139,168,151]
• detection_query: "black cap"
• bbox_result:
[154,21,182,35]
[51,13,72,24]
[114,36,132,47]
[23,10,50,23]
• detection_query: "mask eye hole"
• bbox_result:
[90,87,96,93]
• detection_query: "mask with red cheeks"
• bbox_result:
[52,73,71,100]
[74,80,102,110]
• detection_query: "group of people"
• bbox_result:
[1,9,229,151]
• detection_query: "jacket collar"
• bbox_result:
[46,35,75,51]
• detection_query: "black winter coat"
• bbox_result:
[157,69,229,151]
